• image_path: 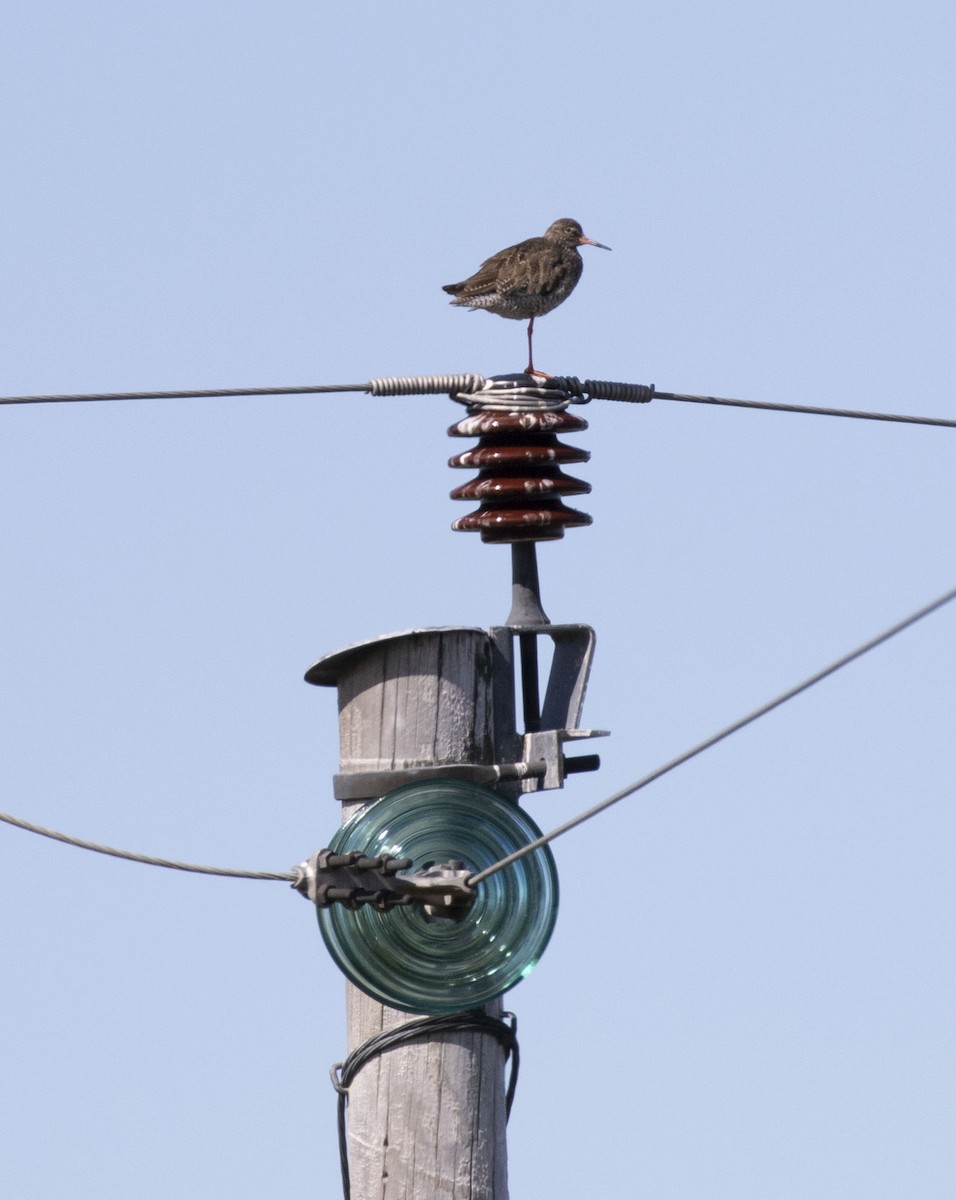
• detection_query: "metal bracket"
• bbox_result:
[522,727,607,791]
[492,622,609,793]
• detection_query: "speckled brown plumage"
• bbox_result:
[443,218,610,375]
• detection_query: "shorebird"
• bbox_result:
[443,218,610,376]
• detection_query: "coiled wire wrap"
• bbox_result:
[451,374,573,412]
[331,1010,519,1200]
[368,373,486,397]
[365,373,655,406]
[550,377,656,405]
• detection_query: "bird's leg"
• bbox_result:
[524,316,552,379]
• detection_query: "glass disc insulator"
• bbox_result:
[317,780,559,1014]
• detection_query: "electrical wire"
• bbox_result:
[468,582,956,888]
[0,376,482,405]
[0,376,954,428]
[0,809,294,880]
[650,389,956,428]
[0,384,367,406]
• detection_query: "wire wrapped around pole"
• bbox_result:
[330,1011,519,1200]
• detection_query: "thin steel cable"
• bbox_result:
[0,384,368,406]
[556,377,956,427]
[1,376,954,427]
[0,376,486,406]
[0,810,294,880]
[650,389,956,428]
[331,1010,519,1200]
[468,583,956,888]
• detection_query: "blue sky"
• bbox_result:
[2,2,954,1196]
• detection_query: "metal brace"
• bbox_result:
[500,622,609,794]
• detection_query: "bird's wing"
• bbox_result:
[442,240,528,297]
[495,240,580,298]
[444,236,583,299]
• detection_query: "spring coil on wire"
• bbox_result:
[448,375,592,543]
[548,377,655,405]
[369,373,487,397]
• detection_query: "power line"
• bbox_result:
[0,375,954,429]
[651,389,956,428]
[0,384,367,406]
[468,583,956,887]
[0,376,482,406]
[0,809,294,880]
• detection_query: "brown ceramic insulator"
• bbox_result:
[448,408,592,543]
[449,440,588,470]
[450,409,589,440]
[450,471,589,502]
[451,502,592,543]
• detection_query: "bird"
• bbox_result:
[443,218,611,376]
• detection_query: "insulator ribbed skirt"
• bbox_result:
[448,409,592,543]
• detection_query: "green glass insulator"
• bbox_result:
[317,779,559,1014]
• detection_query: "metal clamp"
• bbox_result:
[521,727,608,792]
[292,850,474,915]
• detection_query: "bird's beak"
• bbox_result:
[580,235,611,250]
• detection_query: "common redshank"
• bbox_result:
[443,218,611,376]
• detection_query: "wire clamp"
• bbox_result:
[291,849,474,914]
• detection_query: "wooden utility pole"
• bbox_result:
[308,627,515,1200]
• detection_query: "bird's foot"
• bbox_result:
[525,367,553,379]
